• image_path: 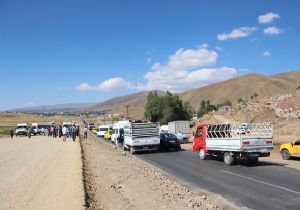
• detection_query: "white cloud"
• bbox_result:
[258,12,280,24]
[98,77,134,91]
[197,43,209,48]
[140,47,236,92]
[77,77,135,92]
[217,26,256,41]
[77,46,237,93]
[263,26,283,35]
[262,51,272,57]
[77,83,92,91]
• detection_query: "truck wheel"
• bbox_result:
[175,145,181,151]
[281,149,291,160]
[130,146,135,154]
[198,148,206,160]
[224,152,235,165]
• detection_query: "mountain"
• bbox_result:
[178,71,300,109]
[9,103,96,113]
[87,91,165,119]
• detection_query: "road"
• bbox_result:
[137,148,300,210]
[0,136,85,210]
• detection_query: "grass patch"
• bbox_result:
[0,126,15,136]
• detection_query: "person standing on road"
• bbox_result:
[48,126,51,136]
[10,128,14,139]
[27,127,31,139]
[62,126,67,142]
[84,127,88,139]
[76,126,80,137]
[72,125,76,142]
[176,131,183,142]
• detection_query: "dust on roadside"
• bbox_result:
[80,135,220,210]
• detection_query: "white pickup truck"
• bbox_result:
[119,121,160,154]
[193,123,273,165]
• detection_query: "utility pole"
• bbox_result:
[126,105,129,119]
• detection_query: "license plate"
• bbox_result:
[144,146,149,149]
[170,141,175,143]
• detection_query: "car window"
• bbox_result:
[294,140,300,145]
[197,128,203,137]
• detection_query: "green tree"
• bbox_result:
[144,91,192,124]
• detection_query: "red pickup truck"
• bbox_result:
[193,123,273,165]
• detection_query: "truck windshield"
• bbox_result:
[99,128,108,131]
[17,126,27,129]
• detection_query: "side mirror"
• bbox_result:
[192,131,195,136]
[291,143,294,147]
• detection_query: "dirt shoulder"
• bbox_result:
[81,135,221,210]
[0,136,85,210]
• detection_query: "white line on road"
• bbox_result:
[220,170,300,196]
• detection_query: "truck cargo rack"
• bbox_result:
[206,123,273,139]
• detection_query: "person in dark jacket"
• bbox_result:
[151,111,158,122]
[10,128,14,139]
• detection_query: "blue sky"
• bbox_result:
[0,0,299,110]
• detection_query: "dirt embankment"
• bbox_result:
[81,135,219,210]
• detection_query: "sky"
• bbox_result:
[0,0,300,111]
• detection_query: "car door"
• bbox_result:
[193,126,206,151]
[293,140,300,156]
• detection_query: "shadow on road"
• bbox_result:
[205,156,287,167]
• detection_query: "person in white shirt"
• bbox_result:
[84,127,88,139]
[62,126,67,142]
[176,131,183,142]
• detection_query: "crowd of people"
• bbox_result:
[9,124,80,142]
[46,125,80,142]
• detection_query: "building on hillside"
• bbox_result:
[218,106,232,113]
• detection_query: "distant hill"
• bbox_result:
[11,71,299,119]
[9,103,96,113]
[178,71,300,109]
[87,91,165,119]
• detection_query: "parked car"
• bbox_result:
[280,139,300,160]
[104,131,112,140]
[92,127,98,134]
[160,133,181,151]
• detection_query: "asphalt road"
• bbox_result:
[136,148,300,210]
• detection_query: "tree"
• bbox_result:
[144,91,193,124]
[197,100,208,118]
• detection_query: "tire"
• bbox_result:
[281,149,291,160]
[130,146,135,154]
[224,152,235,165]
[176,145,181,151]
[198,148,206,160]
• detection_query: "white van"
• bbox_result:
[97,124,112,137]
[31,123,50,135]
[16,123,28,136]
[111,121,130,144]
